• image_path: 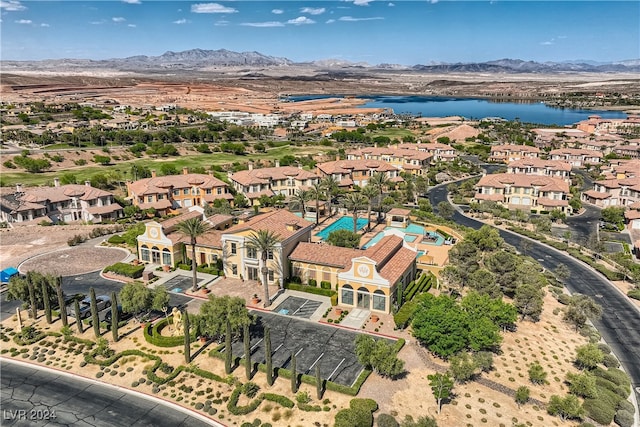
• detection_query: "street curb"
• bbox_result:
[0,356,226,427]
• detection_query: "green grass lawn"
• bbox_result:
[368,128,416,139]
[0,145,330,187]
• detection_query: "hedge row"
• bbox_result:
[284,282,336,298]
[227,387,294,416]
[393,300,418,330]
[103,262,145,279]
[143,317,197,347]
[403,273,434,302]
[435,228,452,240]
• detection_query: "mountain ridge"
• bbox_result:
[2,49,639,73]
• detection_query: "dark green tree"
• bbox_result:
[56,276,69,326]
[315,364,323,399]
[449,352,478,383]
[265,327,273,386]
[110,291,119,342]
[574,343,604,370]
[184,310,191,363]
[74,299,83,333]
[224,319,232,374]
[90,288,100,338]
[564,294,603,331]
[41,279,52,324]
[27,274,37,320]
[515,386,530,408]
[528,362,547,384]
[514,283,545,321]
[326,229,361,248]
[290,352,297,393]
[436,201,455,220]
[244,324,252,380]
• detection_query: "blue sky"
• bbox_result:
[1,1,638,64]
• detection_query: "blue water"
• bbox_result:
[362,230,422,249]
[286,95,627,126]
[315,216,369,240]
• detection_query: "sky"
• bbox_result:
[1,1,638,64]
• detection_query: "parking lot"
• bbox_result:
[273,296,323,319]
[227,311,385,387]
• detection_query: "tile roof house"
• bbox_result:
[474,173,572,213]
[0,179,122,224]
[289,235,417,313]
[549,148,602,167]
[346,146,433,175]
[228,160,320,206]
[396,142,458,162]
[126,167,232,215]
[488,144,540,163]
[582,177,640,208]
[316,159,403,188]
[506,158,572,183]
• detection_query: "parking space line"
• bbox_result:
[241,338,264,358]
[294,347,304,357]
[327,358,346,381]
[291,300,309,316]
[307,352,324,373]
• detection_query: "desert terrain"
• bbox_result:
[2,67,640,115]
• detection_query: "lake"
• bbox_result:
[287,95,627,126]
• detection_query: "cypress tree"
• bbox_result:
[27,273,37,320]
[224,319,232,374]
[290,352,297,393]
[56,276,68,327]
[265,327,273,386]
[315,364,323,399]
[244,324,252,380]
[74,299,83,333]
[184,311,190,363]
[110,291,119,342]
[42,278,52,324]
[90,287,100,338]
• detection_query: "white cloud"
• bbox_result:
[90,20,104,25]
[40,23,49,27]
[122,0,141,3]
[173,18,188,24]
[241,21,284,27]
[287,16,315,25]
[191,3,237,14]
[540,41,554,46]
[14,19,31,24]
[388,2,395,6]
[300,7,325,15]
[0,1,26,11]
[214,20,229,26]
[112,17,126,22]
[429,0,439,4]
[271,9,283,14]
[326,19,336,24]
[338,16,383,21]
[127,24,136,27]
[351,0,373,5]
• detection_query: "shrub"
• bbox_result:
[376,414,399,427]
[107,235,126,245]
[628,288,640,300]
[284,282,336,298]
[603,354,620,368]
[242,382,260,399]
[583,398,616,425]
[320,281,332,290]
[308,279,317,287]
[103,262,145,279]
[614,410,634,427]
[393,300,417,329]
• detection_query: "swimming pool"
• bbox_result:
[385,223,426,235]
[315,216,369,240]
[423,231,445,246]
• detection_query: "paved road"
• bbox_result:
[557,203,600,246]
[1,272,192,322]
[430,183,640,399]
[1,359,219,426]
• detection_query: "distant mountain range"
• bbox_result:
[2,48,639,73]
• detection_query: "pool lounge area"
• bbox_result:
[315,216,369,240]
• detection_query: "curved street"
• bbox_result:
[0,359,220,427]
[430,183,640,400]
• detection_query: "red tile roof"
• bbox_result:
[289,242,361,268]
[224,209,313,241]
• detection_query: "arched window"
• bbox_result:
[162,248,172,266]
[372,290,386,311]
[140,245,150,262]
[341,284,354,306]
[151,246,160,263]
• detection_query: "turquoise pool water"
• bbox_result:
[315,216,369,240]
[423,231,445,245]
[362,231,419,249]
[385,223,426,235]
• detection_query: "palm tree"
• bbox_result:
[361,185,378,232]
[321,175,340,217]
[176,217,211,292]
[289,189,310,218]
[369,172,391,223]
[341,192,368,233]
[308,181,325,226]
[245,230,281,308]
